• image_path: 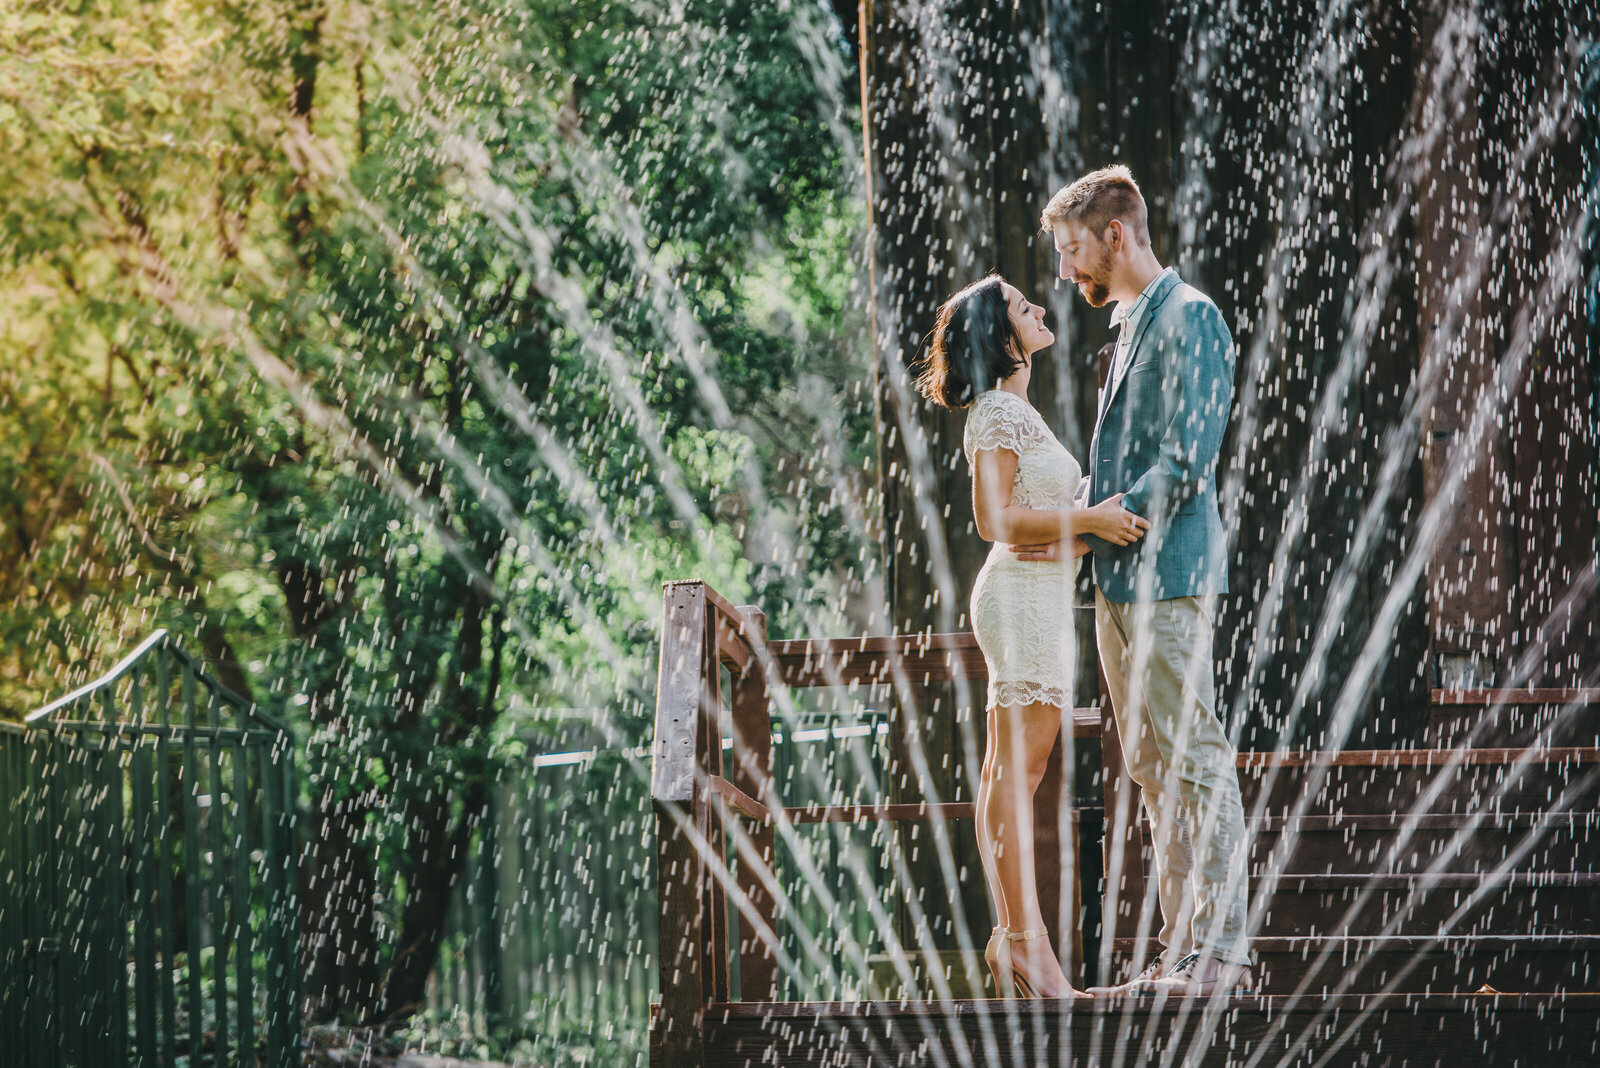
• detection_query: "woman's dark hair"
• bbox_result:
[911,274,1026,409]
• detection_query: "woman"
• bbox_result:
[913,274,1149,998]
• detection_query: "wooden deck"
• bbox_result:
[650,993,1600,1066]
[649,580,1600,1067]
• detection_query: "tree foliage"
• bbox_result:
[1,0,875,1026]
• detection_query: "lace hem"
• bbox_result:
[989,680,1071,710]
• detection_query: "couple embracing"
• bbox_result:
[913,166,1251,1000]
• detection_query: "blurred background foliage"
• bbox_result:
[0,0,874,1036]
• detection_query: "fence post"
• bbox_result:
[651,582,729,1066]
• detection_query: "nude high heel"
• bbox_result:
[984,926,1014,997]
[1005,927,1051,998]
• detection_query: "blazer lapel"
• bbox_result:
[1093,271,1183,440]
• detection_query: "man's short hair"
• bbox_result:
[1040,165,1151,247]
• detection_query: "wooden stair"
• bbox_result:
[649,586,1600,1065]
[1117,743,1600,995]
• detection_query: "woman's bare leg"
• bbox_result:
[977,700,1075,994]
[975,704,1008,928]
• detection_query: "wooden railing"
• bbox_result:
[650,578,1600,1063]
[649,579,1104,1061]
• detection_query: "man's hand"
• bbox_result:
[1009,536,1091,562]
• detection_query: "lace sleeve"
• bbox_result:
[963,394,1035,465]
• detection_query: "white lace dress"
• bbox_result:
[963,389,1083,711]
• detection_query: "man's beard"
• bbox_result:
[1080,245,1115,307]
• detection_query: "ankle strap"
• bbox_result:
[1006,927,1050,941]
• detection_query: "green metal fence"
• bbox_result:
[422,706,900,1045]
[0,630,300,1068]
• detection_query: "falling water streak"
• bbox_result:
[1235,99,1582,1008]
[1272,710,1600,1050]
[189,68,911,1042]
[1218,2,1472,747]
[709,825,915,1068]
[296,63,875,754]
[857,9,1105,1037]
[72,4,1587,1055]
[394,429,894,1022]
[1243,224,1587,1022]
[1245,9,1572,762]
[1255,144,1588,873]
[333,53,790,545]
[1244,667,1597,1064]
[374,9,891,667]
[1232,191,1590,1067]
[508,2,863,586]
[733,648,993,1061]
[347,20,928,895]
[1219,17,1569,1005]
[1250,531,1597,1032]
[1024,6,1600,1059]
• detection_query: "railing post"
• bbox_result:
[1032,729,1082,988]
[652,581,728,1066]
[1098,659,1146,983]
[730,606,778,1001]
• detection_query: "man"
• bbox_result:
[1020,165,1250,995]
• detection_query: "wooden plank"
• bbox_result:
[712,787,975,826]
[654,994,1600,1067]
[1031,730,1083,986]
[713,613,751,677]
[651,583,712,1066]
[697,604,730,1008]
[785,802,974,825]
[1270,872,1600,890]
[1115,935,1600,994]
[707,992,1600,1018]
[1432,688,1600,706]
[1096,660,1147,979]
[708,776,770,822]
[1247,934,1600,953]
[767,632,988,688]
[728,607,777,1002]
[653,584,710,805]
[1238,746,1600,768]
[690,579,745,630]
[1167,811,1600,832]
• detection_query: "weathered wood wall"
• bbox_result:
[864,0,1597,754]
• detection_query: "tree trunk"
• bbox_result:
[377,567,506,1021]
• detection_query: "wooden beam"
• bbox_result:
[651,994,1600,1066]
[1431,688,1600,706]
[1223,811,1600,832]
[728,607,778,1001]
[708,775,771,820]
[784,801,974,824]
[650,582,722,1065]
[1096,659,1145,979]
[653,584,709,805]
[767,632,988,688]
[1238,747,1600,768]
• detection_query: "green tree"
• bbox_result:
[1,0,875,1030]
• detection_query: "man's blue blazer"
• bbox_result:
[1085,270,1235,603]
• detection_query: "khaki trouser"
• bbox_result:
[1096,590,1250,967]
